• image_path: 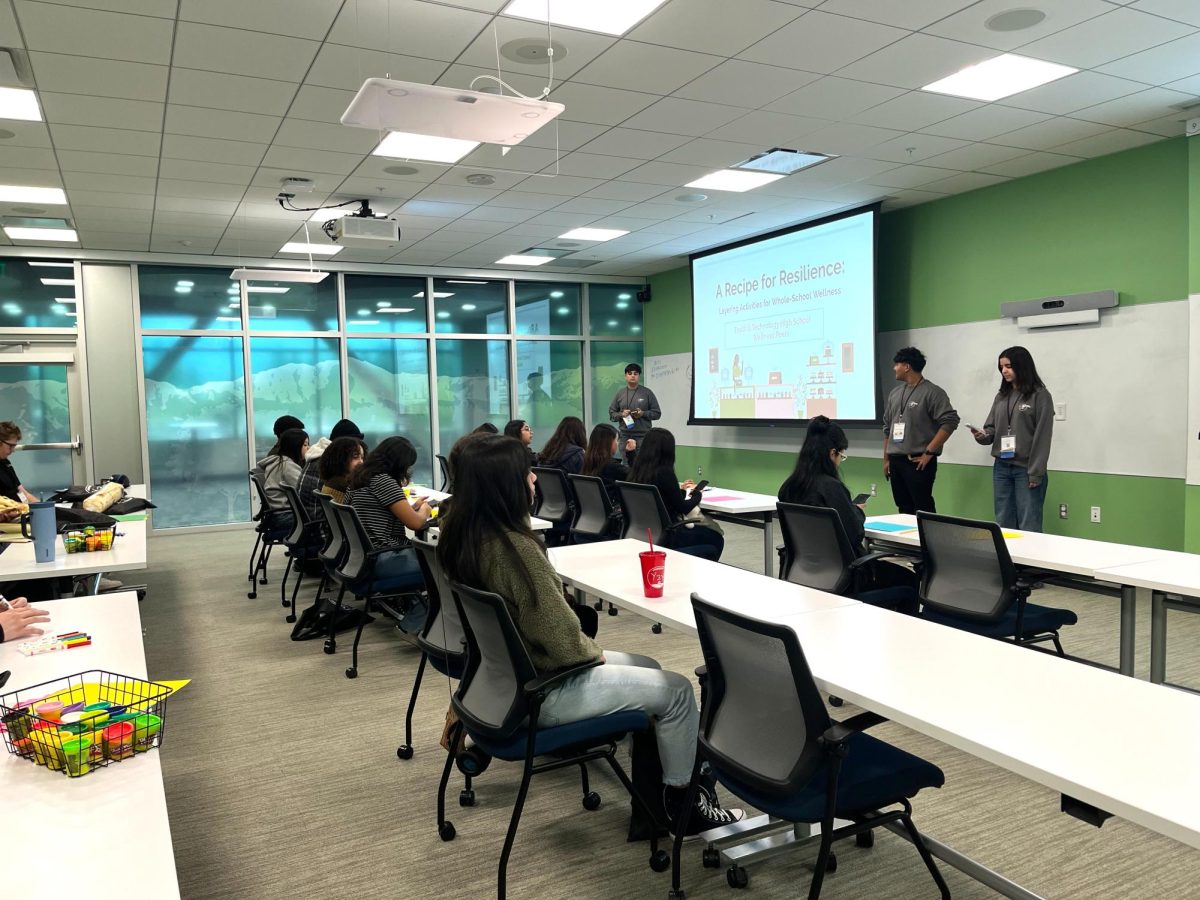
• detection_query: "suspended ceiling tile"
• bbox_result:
[542,151,642,180]
[27,51,168,102]
[800,121,904,155]
[620,97,746,138]
[173,22,319,81]
[304,42,448,92]
[574,42,722,95]
[158,158,257,186]
[655,137,775,168]
[179,0,340,40]
[574,127,690,160]
[550,82,658,125]
[517,174,607,197]
[260,145,366,177]
[1098,31,1200,83]
[454,20,614,83]
[992,117,1113,151]
[674,59,820,108]
[286,84,358,125]
[816,0,977,30]
[980,151,1082,178]
[629,0,804,56]
[998,71,1148,116]
[919,171,1010,194]
[161,134,268,167]
[866,133,970,163]
[519,121,611,153]
[163,104,282,143]
[168,68,298,117]
[850,91,980,132]
[0,145,60,170]
[739,10,907,74]
[156,180,246,203]
[1072,86,1198,127]
[920,142,1030,171]
[326,0,491,61]
[619,160,714,187]
[39,92,164,132]
[921,105,1051,141]
[484,191,563,211]
[923,0,1117,51]
[705,109,829,145]
[62,171,157,195]
[1128,0,1200,27]
[67,189,155,210]
[837,33,997,90]
[1018,7,1195,69]
[15,1,174,64]
[1051,127,1164,157]
[49,123,162,156]
[551,196,634,216]
[0,121,52,148]
[274,118,379,155]
[766,76,906,119]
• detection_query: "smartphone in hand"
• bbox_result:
[693,480,710,494]
[852,492,871,505]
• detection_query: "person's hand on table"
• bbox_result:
[0,600,49,642]
[0,507,21,522]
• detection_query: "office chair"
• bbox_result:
[329,501,427,679]
[436,453,452,492]
[310,493,350,654]
[278,484,324,624]
[669,593,949,900]
[531,466,576,547]
[437,580,669,899]
[916,511,1076,654]
[616,480,698,634]
[246,470,289,599]
[777,502,918,614]
[568,473,621,616]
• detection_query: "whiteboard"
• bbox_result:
[648,297,1190,479]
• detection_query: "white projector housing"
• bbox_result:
[341,78,564,146]
[330,216,401,248]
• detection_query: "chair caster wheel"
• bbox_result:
[582,791,602,811]
[702,847,721,868]
[281,598,290,607]
[247,591,257,599]
[396,745,414,760]
[668,891,686,900]
[459,789,476,807]
[439,821,456,842]
[649,849,670,872]
[593,599,603,610]
[608,605,618,616]
[829,695,844,707]
[285,614,296,624]
[651,623,663,634]
[826,852,838,872]
[856,830,874,848]
[323,640,336,655]
[726,865,749,889]
[345,667,357,679]
[456,748,492,777]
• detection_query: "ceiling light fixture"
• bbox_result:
[246,286,290,294]
[309,208,352,223]
[447,279,489,285]
[378,307,416,313]
[4,226,78,242]
[0,185,67,204]
[278,242,342,256]
[0,87,43,122]
[922,54,1076,102]
[230,269,329,284]
[685,170,785,193]
[54,297,77,304]
[40,277,75,286]
[732,147,834,175]
[413,291,455,299]
[559,227,629,242]
[496,254,554,266]
[28,261,74,268]
[501,0,669,36]
[373,130,479,164]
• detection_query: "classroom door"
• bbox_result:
[0,359,87,495]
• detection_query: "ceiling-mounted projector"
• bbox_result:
[327,215,401,248]
[341,78,564,146]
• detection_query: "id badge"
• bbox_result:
[891,421,905,443]
[999,434,1016,459]
[623,415,635,428]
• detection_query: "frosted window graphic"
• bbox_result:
[0,364,72,496]
[249,338,341,461]
[347,339,433,486]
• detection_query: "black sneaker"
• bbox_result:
[665,786,745,837]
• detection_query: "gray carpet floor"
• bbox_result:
[137,522,1200,899]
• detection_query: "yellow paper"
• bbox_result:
[1002,532,1022,539]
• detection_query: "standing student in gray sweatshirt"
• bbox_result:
[969,346,1054,532]
[882,347,960,514]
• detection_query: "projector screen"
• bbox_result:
[690,205,879,427]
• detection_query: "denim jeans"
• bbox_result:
[366,548,427,633]
[537,650,699,786]
[993,459,1048,532]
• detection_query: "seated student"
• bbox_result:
[472,422,499,435]
[503,419,537,464]
[580,424,636,539]
[319,436,367,504]
[778,416,917,612]
[436,434,743,834]
[628,429,724,561]
[260,428,308,528]
[538,416,586,475]
[345,436,431,634]
[254,415,305,474]
[299,419,365,521]
[0,421,38,505]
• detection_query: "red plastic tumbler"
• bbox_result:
[639,550,666,598]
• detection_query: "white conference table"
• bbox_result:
[864,514,1169,677]
[1093,553,1200,686]
[548,539,858,632]
[0,591,180,899]
[697,486,781,575]
[412,486,551,532]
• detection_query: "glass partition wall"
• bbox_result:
[137,266,642,528]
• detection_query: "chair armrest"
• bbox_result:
[820,711,889,751]
[524,658,605,694]
[847,550,890,571]
[838,711,888,732]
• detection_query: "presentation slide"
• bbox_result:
[690,206,878,425]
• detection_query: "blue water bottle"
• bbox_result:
[21,501,58,563]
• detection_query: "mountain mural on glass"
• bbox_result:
[0,377,70,440]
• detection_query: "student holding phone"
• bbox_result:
[969,346,1054,532]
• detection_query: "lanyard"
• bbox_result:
[625,387,640,408]
[1005,392,1020,431]
[897,379,923,420]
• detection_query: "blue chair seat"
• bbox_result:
[856,586,917,612]
[714,731,944,824]
[472,710,651,761]
[923,601,1077,639]
[429,653,465,680]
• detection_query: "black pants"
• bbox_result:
[888,454,938,515]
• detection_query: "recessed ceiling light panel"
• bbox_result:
[685,170,786,193]
[732,148,834,175]
[0,185,67,205]
[496,254,554,266]
[0,87,42,122]
[278,242,342,256]
[558,227,629,242]
[922,54,1076,102]
[4,226,77,242]
[501,0,669,35]
[373,131,479,164]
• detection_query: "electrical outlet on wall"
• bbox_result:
[1090,506,1101,523]
[1054,402,1067,421]
[1059,503,1068,519]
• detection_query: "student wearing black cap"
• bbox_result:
[608,362,660,461]
[298,418,366,521]
[254,415,306,474]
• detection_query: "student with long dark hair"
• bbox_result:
[780,416,918,612]
[261,427,308,511]
[538,416,587,475]
[504,419,536,464]
[345,436,430,632]
[437,435,742,834]
[970,346,1054,532]
[628,429,723,561]
[581,423,629,490]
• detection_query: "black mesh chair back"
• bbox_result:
[531,466,576,527]
[777,502,857,593]
[448,581,538,742]
[691,593,831,795]
[330,501,375,584]
[413,538,466,659]
[436,453,452,492]
[568,474,614,539]
[917,512,1016,621]
[248,470,273,519]
[315,493,346,569]
[279,483,309,544]
[615,481,673,545]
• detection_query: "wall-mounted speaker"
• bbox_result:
[636,286,651,303]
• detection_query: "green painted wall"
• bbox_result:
[646,137,1195,552]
